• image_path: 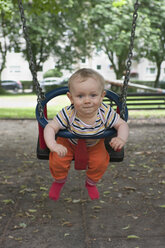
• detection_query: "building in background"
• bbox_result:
[2,50,165,83]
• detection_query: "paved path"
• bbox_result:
[0,95,70,108]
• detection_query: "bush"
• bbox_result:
[21,81,33,91]
[44,84,65,93]
[0,86,7,95]
[43,69,63,78]
[131,80,155,87]
[110,80,156,94]
[158,80,165,89]
[127,80,156,93]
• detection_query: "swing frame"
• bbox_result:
[18,0,139,162]
[36,86,128,161]
[36,87,128,138]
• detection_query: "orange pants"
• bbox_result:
[49,137,110,183]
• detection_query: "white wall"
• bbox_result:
[134,58,165,81]
[77,51,116,81]
[1,52,32,81]
[2,51,165,83]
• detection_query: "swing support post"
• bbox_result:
[18,0,139,162]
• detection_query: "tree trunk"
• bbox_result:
[154,61,162,88]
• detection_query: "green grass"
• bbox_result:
[0,94,165,119]
[0,94,69,119]
[128,110,165,118]
[0,107,164,119]
[0,108,35,119]
[0,92,35,97]
[0,107,60,119]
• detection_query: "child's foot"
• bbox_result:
[85,182,99,200]
[49,181,65,201]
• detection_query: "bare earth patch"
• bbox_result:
[0,118,165,248]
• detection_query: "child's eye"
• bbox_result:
[91,94,97,97]
[77,95,83,98]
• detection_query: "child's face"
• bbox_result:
[67,77,105,118]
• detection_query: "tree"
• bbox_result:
[0,1,19,81]
[3,0,165,89]
[137,0,165,87]
[6,0,138,80]
[82,0,137,79]
[17,0,93,74]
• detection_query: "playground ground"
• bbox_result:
[0,117,165,248]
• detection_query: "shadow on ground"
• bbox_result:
[0,118,165,248]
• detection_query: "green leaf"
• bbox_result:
[28,209,37,213]
[159,205,165,208]
[129,164,136,167]
[127,235,140,239]
[40,187,48,191]
[103,191,111,195]
[19,223,27,228]
[64,233,70,237]
[72,199,81,203]
[64,198,72,202]
[92,205,102,209]
[2,199,14,204]
[122,225,130,230]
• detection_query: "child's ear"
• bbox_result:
[101,90,106,98]
[67,92,73,104]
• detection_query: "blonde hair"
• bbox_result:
[68,68,105,91]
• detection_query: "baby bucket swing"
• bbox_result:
[18,0,139,168]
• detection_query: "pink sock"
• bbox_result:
[49,181,65,201]
[85,182,99,200]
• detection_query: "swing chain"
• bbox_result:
[18,0,45,118]
[18,0,139,119]
[120,0,139,119]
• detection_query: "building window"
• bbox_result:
[146,67,156,74]
[81,58,86,63]
[9,66,21,73]
[97,65,101,70]
[130,72,138,78]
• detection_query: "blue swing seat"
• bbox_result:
[36,87,128,162]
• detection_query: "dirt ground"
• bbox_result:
[0,118,165,248]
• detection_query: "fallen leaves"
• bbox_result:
[64,198,87,204]
[103,190,111,195]
[40,186,48,191]
[2,199,14,205]
[159,205,165,208]
[127,235,140,239]
[19,187,35,194]
[13,222,27,229]
[92,205,102,209]
[124,186,136,191]
[64,233,70,237]
[122,225,130,230]
[72,199,81,204]
[62,221,73,227]
[28,209,37,213]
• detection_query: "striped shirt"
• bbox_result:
[54,102,119,146]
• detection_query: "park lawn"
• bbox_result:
[0,107,59,119]
[0,106,165,119]
[0,93,165,119]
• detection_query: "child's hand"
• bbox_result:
[50,144,68,157]
[109,137,126,152]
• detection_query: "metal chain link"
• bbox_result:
[18,0,139,119]
[120,0,139,119]
[18,0,45,118]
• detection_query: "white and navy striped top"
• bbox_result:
[54,103,119,146]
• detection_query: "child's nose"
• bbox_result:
[84,96,90,103]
